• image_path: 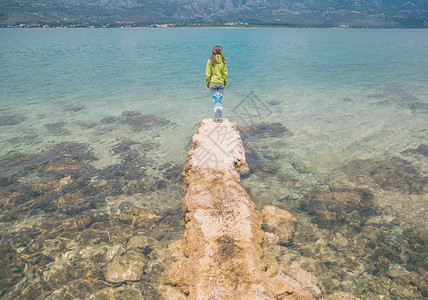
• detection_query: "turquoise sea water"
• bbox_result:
[0,28,427,299]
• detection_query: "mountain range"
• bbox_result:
[0,0,427,27]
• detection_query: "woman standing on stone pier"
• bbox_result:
[206,45,228,123]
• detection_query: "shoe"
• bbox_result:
[218,118,223,123]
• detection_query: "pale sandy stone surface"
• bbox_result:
[165,118,313,300]
[262,205,297,245]
[263,231,280,245]
[187,118,247,173]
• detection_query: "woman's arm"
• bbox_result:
[206,60,212,88]
[223,63,228,87]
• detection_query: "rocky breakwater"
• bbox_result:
[164,119,313,299]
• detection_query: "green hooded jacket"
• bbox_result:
[206,54,228,86]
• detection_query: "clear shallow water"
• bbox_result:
[0,28,427,299]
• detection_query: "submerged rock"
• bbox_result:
[120,111,172,132]
[78,121,98,129]
[110,138,157,168]
[99,111,174,132]
[269,272,314,299]
[407,102,428,113]
[119,206,161,229]
[282,260,325,296]
[401,144,428,157]
[267,100,281,106]
[7,134,39,144]
[262,205,297,245]
[45,121,70,135]
[100,116,119,124]
[243,144,280,176]
[236,122,291,177]
[63,104,86,112]
[344,157,427,194]
[158,162,184,181]
[369,89,428,113]
[111,138,139,155]
[127,235,159,252]
[45,121,67,130]
[0,138,184,298]
[0,142,99,219]
[401,227,428,274]
[238,122,292,140]
[301,188,376,229]
[91,286,144,300]
[296,198,428,299]
[103,250,147,283]
[160,285,187,300]
[0,115,26,126]
[322,291,361,299]
[238,137,274,176]
[369,89,417,106]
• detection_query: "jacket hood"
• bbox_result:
[215,54,224,64]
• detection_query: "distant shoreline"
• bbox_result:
[1,23,426,29]
[1,25,426,29]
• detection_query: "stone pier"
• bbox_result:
[164,118,313,300]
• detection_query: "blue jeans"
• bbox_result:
[209,84,224,118]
